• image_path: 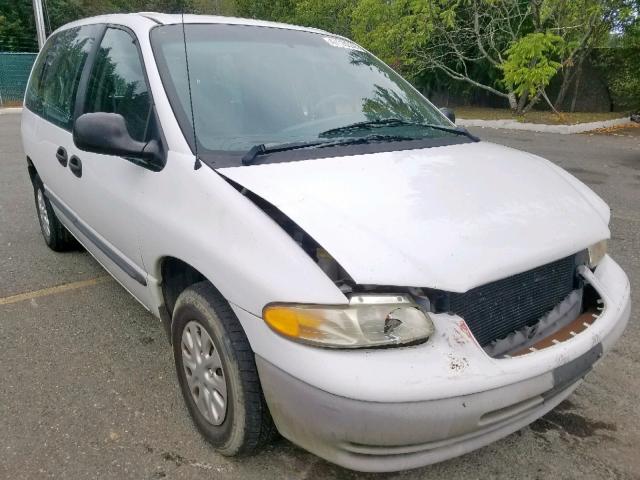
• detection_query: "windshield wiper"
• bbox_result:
[242,140,328,165]
[319,118,479,142]
[241,134,415,165]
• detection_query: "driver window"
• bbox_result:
[84,27,151,142]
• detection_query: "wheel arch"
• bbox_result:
[26,156,38,185]
[160,256,207,317]
[159,255,233,344]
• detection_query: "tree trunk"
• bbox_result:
[569,60,585,113]
[507,92,518,112]
[522,90,544,114]
[554,68,572,110]
[555,49,590,111]
[542,89,562,116]
[516,92,529,115]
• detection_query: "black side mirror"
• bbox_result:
[440,107,456,124]
[73,112,163,170]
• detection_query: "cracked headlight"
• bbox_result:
[588,240,608,268]
[263,295,434,348]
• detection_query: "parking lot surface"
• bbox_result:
[1,112,639,479]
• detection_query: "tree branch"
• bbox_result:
[420,57,510,99]
[472,1,502,67]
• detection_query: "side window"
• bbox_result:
[24,40,51,115]
[84,28,152,142]
[26,26,99,130]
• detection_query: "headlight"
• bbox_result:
[588,240,607,268]
[263,295,434,348]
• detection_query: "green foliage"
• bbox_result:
[503,32,564,97]
[188,0,237,15]
[1,0,638,111]
[234,0,296,21]
[614,11,640,109]
[291,0,357,36]
[596,17,640,109]
[351,0,433,73]
[0,0,38,51]
[609,58,640,110]
[0,0,236,45]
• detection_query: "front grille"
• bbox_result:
[446,255,579,347]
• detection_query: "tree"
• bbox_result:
[234,0,296,21]
[45,0,188,31]
[351,0,428,72]
[189,0,237,15]
[353,0,640,114]
[290,0,357,36]
[3,0,638,113]
[0,0,38,51]
[543,0,635,111]
[352,0,560,113]
[502,32,564,113]
[595,8,640,110]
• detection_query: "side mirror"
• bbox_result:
[73,112,163,169]
[440,107,456,124]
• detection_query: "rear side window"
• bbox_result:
[25,25,99,130]
[84,27,152,142]
[24,44,50,114]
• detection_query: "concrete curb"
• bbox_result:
[0,107,23,115]
[458,116,629,134]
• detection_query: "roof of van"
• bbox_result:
[57,12,331,36]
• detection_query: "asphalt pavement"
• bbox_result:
[1,112,639,479]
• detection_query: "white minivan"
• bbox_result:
[21,13,630,473]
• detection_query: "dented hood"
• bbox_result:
[218,142,610,292]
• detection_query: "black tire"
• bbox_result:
[32,175,77,252]
[172,281,277,456]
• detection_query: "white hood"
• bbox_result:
[219,142,610,292]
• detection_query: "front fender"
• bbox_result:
[138,152,347,321]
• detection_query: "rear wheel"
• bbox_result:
[172,282,276,455]
[33,176,77,251]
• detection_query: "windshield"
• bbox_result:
[151,24,455,158]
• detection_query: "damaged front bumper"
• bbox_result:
[242,255,630,472]
[256,352,589,472]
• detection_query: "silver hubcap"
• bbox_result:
[181,321,227,425]
[37,188,51,239]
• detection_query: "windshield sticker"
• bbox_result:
[323,36,364,51]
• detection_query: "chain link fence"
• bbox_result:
[0,52,37,107]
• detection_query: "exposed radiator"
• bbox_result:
[443,254,580,347]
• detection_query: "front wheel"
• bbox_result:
[172,282,276,456]
[33,176,77,251]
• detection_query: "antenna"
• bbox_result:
[181,10,202,170]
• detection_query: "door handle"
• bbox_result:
[68,155,82,178]
[56,147,68,167]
